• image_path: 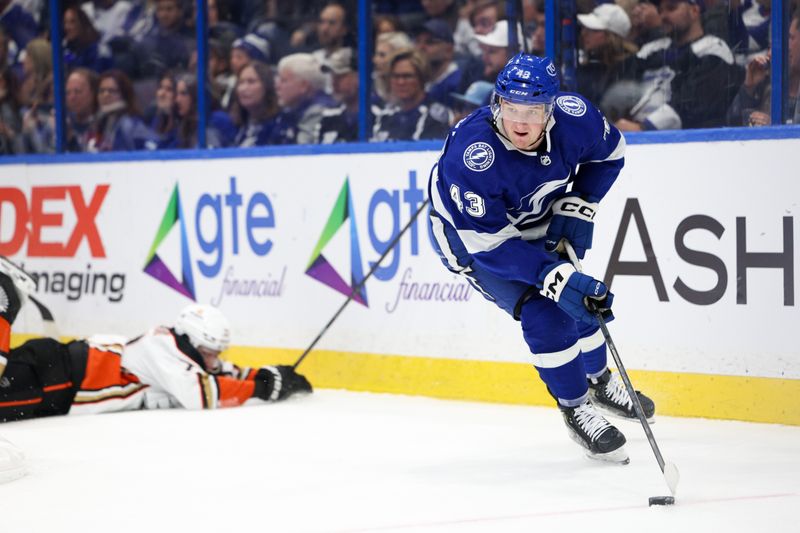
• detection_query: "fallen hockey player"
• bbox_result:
[0,258,312,422]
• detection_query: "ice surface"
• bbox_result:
[0,390,798,533]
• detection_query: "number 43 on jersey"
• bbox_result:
[450,185,485,218]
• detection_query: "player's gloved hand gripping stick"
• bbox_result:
[563,241,680,503]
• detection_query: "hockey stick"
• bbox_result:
[564,241,680,496]
[293,198,431,370]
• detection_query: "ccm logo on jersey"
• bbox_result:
[552,196,597,221]
[556,95,587,117]
[463,142,495,172]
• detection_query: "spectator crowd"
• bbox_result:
[0,0,797,155]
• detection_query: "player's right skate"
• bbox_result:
[589,369,656,423]
[560,400,629,464]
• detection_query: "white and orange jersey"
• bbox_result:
[70,328,262,416]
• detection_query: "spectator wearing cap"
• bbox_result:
[449,79,493,125]
[231,32,272,74]
[614,0,742,131]
[575,4,638,108]
[317,47,360,143]
[223,31,271,108]
[415,18,462,109]
[373,31,413,104]
[133,0,192,78]
[230,61,278,147]
[462,20,527,91]
[371,48,450,141]
[63,5,113,74]
[268,53,335,145]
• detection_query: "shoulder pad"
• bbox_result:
[691,35,735,64]
[637,37,672,59]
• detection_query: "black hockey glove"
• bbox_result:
[253,365,313,402]
[544,196,598,259]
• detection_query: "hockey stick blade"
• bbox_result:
[663,460,680,496]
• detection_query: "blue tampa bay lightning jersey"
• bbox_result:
[428,92,625,286]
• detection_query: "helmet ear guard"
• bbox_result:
[174,304,231,353]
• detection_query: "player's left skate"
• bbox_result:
[589,368,655,423]
[0,256,36,304]
[560,400,630,464]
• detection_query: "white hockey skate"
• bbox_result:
[560,400,630,465]
[0,436,27,483]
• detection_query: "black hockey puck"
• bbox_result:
[648,496,675,506]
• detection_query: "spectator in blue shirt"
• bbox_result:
[0,0,39,54]
[371,48,450,141]
[414,18,462,109]
[133,0,192,78]
[63,5,113,73]
[269,53,335,145]
[88,69,157,151]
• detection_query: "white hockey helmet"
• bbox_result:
[174,304,231,353]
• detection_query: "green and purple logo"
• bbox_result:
[305,179,368,306]
[143,184,196,300]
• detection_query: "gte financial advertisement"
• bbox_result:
[1,138,798,380]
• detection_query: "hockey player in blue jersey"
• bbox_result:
[427,53,655,463]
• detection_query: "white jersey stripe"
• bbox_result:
[529,341,581,368]
[578,328,606,353]
[430,214,463,272]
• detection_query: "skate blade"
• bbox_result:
[566,430,630,465]
[0,256,37,295]
[585,446,630,465]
